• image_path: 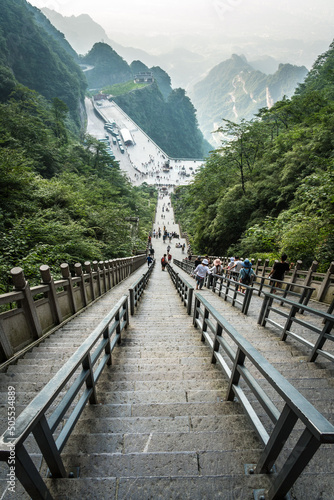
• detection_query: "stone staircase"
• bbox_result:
[43,263,272,500]
[0,193,333,499]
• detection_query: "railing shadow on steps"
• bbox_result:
[189,292,334,500]
[0,265,154,500]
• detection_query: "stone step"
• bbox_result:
[44,474,273,500]
[64,428,260,454]
[71,414,250,435]
[59,449,262,478]
[81,401,244,418]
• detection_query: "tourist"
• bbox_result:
[194,258,210,290]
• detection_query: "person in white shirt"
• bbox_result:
[194,259,210,290]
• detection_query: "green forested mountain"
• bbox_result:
[82,43,133,89]
[0,2,157,293]
[0,0,86,130]
[190,54,308,143]
[172,42,334,271]
[0,86,157,292]
[83,42,210,158]
[113,83,210,158]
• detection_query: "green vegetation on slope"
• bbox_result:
[113,83,211,158]
[0,85,157,293]
[172,42,334,271]
[0,0,86,130]
[102,81,148,96]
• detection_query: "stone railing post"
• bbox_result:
[60,263,77,314]
[75,263,88,307]
[318,261,334,302]
[40,265,63,324]
[99,261,107,293]
[289,260,302,286]
[105,260,111,290]
[84,261,95,301]
[303,261,318,288]
[11,267,43,339]
[93,261,101,296]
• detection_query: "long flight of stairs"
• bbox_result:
[44,263,272,500]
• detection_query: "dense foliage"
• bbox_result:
[81,43,133,89]
[114,83,211,159]
[0,0,86,130]
[0,86,157,293]
[172,42,334,271]
[82,43,210,158]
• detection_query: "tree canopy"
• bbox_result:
[172,41,334,271]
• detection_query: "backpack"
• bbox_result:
[161,257,166,264]
[241,269,252,285]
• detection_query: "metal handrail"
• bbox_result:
[210,273,254,315]
[258,292,334,363]
[129,260,155,315]
[250,273,316,306]
[173,258,195,275]
[193,292,334,500]
[167,263,194,315]
[0,295,129,500]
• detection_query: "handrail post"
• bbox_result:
[84,261,96,301]
[266,428,320,500]
[60,263,77,314]
[226,347,245,401]
[187,287,194,316]
[256,404,298,475]
[40,265,63,325]
[75,263,88,307]
[32,414,67,478]
[11,267,43,339]
[318,261,334,302]
[303,260,318,288]
[129,287,135,316]
[14,444,54,500]
[82,352,98,404]
[92,261,101,296]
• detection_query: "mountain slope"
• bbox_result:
[190,54,308,143]
[0,0,86,128]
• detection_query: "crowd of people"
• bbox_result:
[190,254,293,292]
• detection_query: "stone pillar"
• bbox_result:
[75,263,88,307]
[40,265,63,324]
[11,267,43,339]
[318,261,334,302]
[60,263,77,314]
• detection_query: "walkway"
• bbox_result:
[0,194,333,499]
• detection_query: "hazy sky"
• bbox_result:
[28,0,334,43]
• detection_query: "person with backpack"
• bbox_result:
[161,254,167,271]
[238,259,255,293]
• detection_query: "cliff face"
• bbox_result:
[189,54,308,144]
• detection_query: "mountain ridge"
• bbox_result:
[189,54,308,144]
